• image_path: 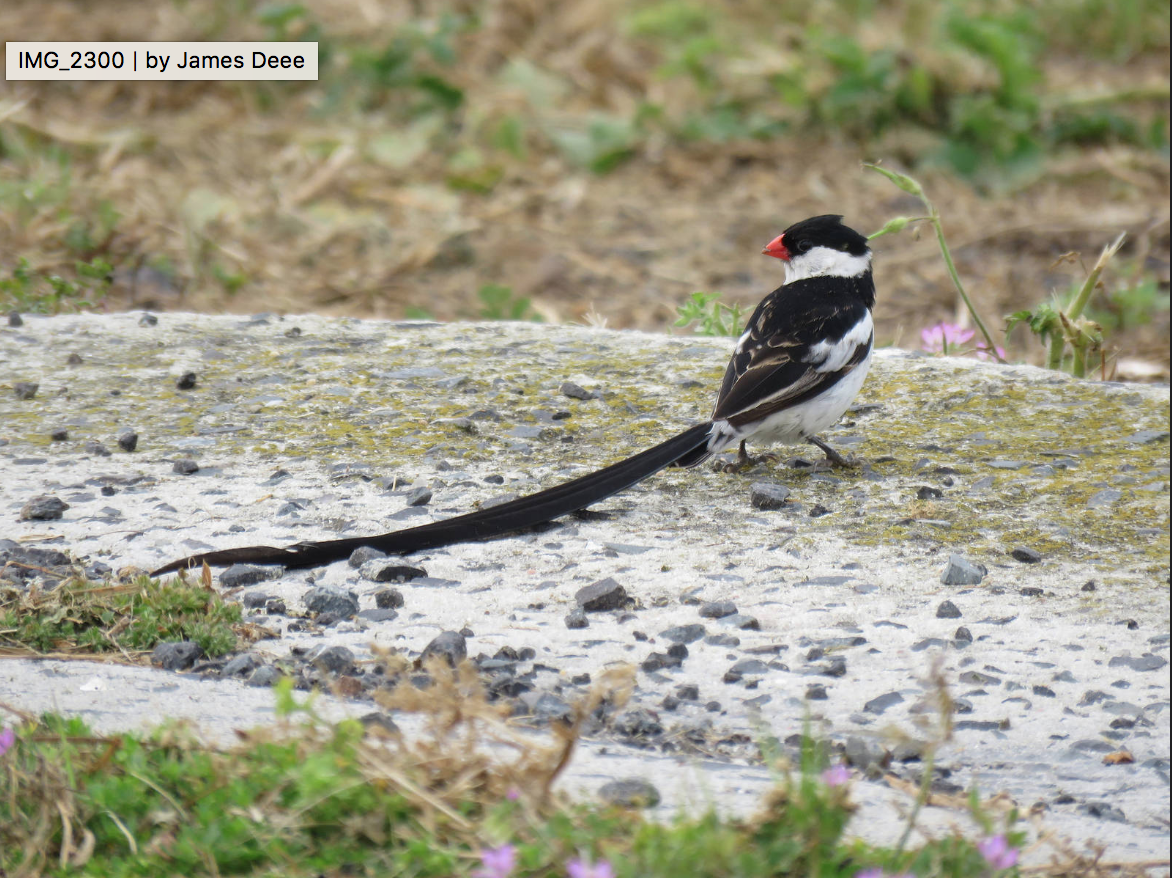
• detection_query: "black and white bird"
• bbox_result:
[152,215,875,575]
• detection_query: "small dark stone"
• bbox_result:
[954,720,1005,732]
[941,554,986,585]
[265,598,287,615]
[374,588,405,609]
[84,441,111,457]
[117,430,138,452]
[175,372,198,390]
[560,381,600,400]
[660,623,706,644]
[575,578,627,611]
[359,712,400,735]
[699,600,737,619]
[820,657,848,677]
[420,631,467,668]
[361,560,427,583]
[247,665,281,687]
[959,671,1000,686]
[529,693,573,725]
[139,312,158,326]
[642,651,681,672]
[1109,717,1136,730]
[358,608,399,622]
[1032,685,1056,698]
[219,564,275,588]
[954,626,973,643]
[151,640,203,671]
[806,684,828,700]
[661,694,680,711]
[1011,546,1042,563]
[864,691,904,714]
[13,382,38,400]
[404,486,432,506]
[749,482,790,510]
[50,428,69,441]
[1080,801,1126,822]
[1020,587,1044,597]
[565,609,589,629]
[598,777,661,809]
[1078,690,1111,706]
[704,633,740,647]
[303,585,359,618]
[222,654,259,677]
[719,613,760,630]
[666,642,688,659]
[843,735,886,769]
[936,600,962,619]
[1081,580,1096,592]
[348,546,386,567]
[676,684,699,701]
[8,311,22,326]
[723,659,770,684]
[316,612,340,627]
[1108,653,1167,673]
[916,486,943,500]
[1122,619,1139,630]
[172,458,199,474]
[242,591,273,609]
[312,645,356,674]
[614,708,663,739]
[20,495,69,521]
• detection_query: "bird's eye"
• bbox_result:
[797,240,813,253]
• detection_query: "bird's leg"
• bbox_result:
[807,435,858,468]
[719,440,778,473]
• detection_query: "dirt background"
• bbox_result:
[0,0,1168,375]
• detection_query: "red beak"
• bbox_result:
[762,234,789,261]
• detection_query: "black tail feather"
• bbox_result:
[150,422,713,575]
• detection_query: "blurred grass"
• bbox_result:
[0,0,1167,373]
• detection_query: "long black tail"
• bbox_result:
[150,422,714,575]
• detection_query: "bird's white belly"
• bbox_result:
[711,349,872,451]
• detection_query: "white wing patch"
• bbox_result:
[784,246,872,284]
[804,311,873,373]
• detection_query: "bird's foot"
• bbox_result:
[718,440,778,473]
[807,436,860,469]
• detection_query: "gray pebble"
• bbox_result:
[936,600,962,619]
[360,560,427,583]
[1010,546,1042,563]
[20,495,69,521]
[575,578,627,611]
[864,691,904,714]
[404,486,432,506]
[247,665,281,687]
[50,428,68,441]
[219,564,275,588]
[358,608,399,622]
[13,382,38,400]
[660,623,706,644]
[598,777,661,809]
[843,735,887,769]
[151,640,203,671]
[1108,654,1167,672]
[704,633,740,647]
[565,609,589,629]
[614,708,663,739]
[1086,489,1122,508]
[954,626,973,643]
[420,631,467,668]
[642,651,681,672]
[1080,801,1127,822]
[303,585,359,618]
[723,659,770,683]
[8,311,22,326]
[374,588,405,609]
[806,684,828,700]
[699,600,737,619]
[175,371,198,390]
[941,554,986,585]
[139,312,158,326]
[528,692,573,725]
[676,683,699,701]
[312,645,356,674]
[348,546,386,567]
[718,613,760,630]
[222,654,260,677]
[117,430,138,452]
[560,381,600,400]
[173,458,199,475]
[749,482,790,510]
[84,440,111,457]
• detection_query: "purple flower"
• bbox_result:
[567,858,615,878]
[921,322,974,355]
[977,835,1019,870]
[855,870,886,878]
[506,786,520,801]
[0,727,14,757]
[821,763,852,787]
[473,844,516,878]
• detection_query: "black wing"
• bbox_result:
[712,275,873,431]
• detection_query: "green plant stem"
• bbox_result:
[928,213,1004,361]
[895,745,936,856]
[1067,233,1126,321]
[1047,333,1065,370]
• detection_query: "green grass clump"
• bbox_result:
[0,257,112,315]
[0,574,240,657]
[0,693,1025,878]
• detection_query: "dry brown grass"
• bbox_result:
[0,0,1168,375]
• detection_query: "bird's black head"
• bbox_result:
[762,215,870,263]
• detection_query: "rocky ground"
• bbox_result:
[1,312,1169,862]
